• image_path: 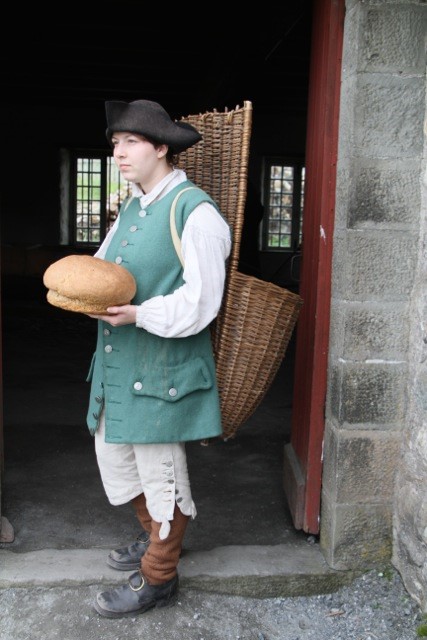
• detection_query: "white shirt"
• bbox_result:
[95,168,231,338]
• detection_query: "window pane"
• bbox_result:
[271,166,282,178]
[265,165,294,249]
[263,161,306,251]
[73,152,132,245]
[269,219,280,234]
[75,157,103,244]
[279,236,291,248]
[89,215,100,228]
[280,221,292,235]
[89,229,100,242]
[299,167,306,244]
[106,157,131,231]
[76,214,88,229]
[281,194,293,206]
[76,229,88,242]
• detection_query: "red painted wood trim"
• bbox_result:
[287,0,345,534]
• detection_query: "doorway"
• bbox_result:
[1,285,304,551]
[0,0,342,552]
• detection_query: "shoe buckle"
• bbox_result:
[129,571,145,592]
[137,533,150,544]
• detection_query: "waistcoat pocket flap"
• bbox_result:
[131,357,213,402]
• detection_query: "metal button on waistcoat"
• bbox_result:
[129,225,138,232]
[103,328,111,336]
[168,387,178,397]
[95,395,102,403]
[104,345,113,353]
[133,381,143,391]
[115,256,123,264]
[121,239,128,247]
[93,412,99,420]
[138,210,147,218]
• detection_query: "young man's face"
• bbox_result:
[111,132,168,186]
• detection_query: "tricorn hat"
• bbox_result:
[105,99,202,154]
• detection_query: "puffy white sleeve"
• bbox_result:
[135,202,231,338]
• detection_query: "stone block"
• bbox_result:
[342,2,360,77]
[365,0,426,4]
[343,301,410,360]
[416,369,427,411]
[328,301,345,360]
[322,422,339,497]
[345,0,360,12]
[335,161,352,230]
[341,361,407,425]
[348,159,421,229]
[354,75,425,157]
[322,422,401,502]
[361,6,426,72]
[327,361,343,422]
[320,498,393,569]
[331,230,348,299]
[336,75,357,154]
[348,230,418,300]
[394,482,427,548]
[392,534,426,612]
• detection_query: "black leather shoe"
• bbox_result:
[107,531,150,571]
[94,570,179,618]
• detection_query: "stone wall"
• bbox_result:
[320,0,426,576]
[392,116,427,610]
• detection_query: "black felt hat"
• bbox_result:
[105,99,202,153]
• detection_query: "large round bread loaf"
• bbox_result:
[43,255,137,314]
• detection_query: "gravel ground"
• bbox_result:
[0,566,424,640]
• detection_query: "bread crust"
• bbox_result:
[43,255,137,314]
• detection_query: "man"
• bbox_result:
[86,99,231,618]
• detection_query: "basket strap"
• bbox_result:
[123,196,135,211]
[169,186,198,268]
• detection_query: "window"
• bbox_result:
[262,159,305,251]
[62,149,131,246]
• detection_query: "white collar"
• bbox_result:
[131,168,187,207]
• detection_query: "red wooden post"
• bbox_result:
[284,0,345,533]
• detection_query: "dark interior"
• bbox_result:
[0,3,313,549]
[2,4,312,115]
[1,1,312,288]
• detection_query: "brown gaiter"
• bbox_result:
[131,493,152,535]
[141,504,189,584]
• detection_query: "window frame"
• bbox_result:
[63,148,131,248]
[68,148,109,248]
[261,157,305,252]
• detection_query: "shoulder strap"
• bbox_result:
[122,196,135,211]
[169,186,199,268]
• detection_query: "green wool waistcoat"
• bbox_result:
[86,180,226,444]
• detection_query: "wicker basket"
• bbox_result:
[213,272,302,438]
[179,102,303,439]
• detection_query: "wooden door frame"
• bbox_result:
[283,0,345,534]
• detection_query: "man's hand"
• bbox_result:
[87,304,137,326]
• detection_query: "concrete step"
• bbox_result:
[0,543,357,597]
